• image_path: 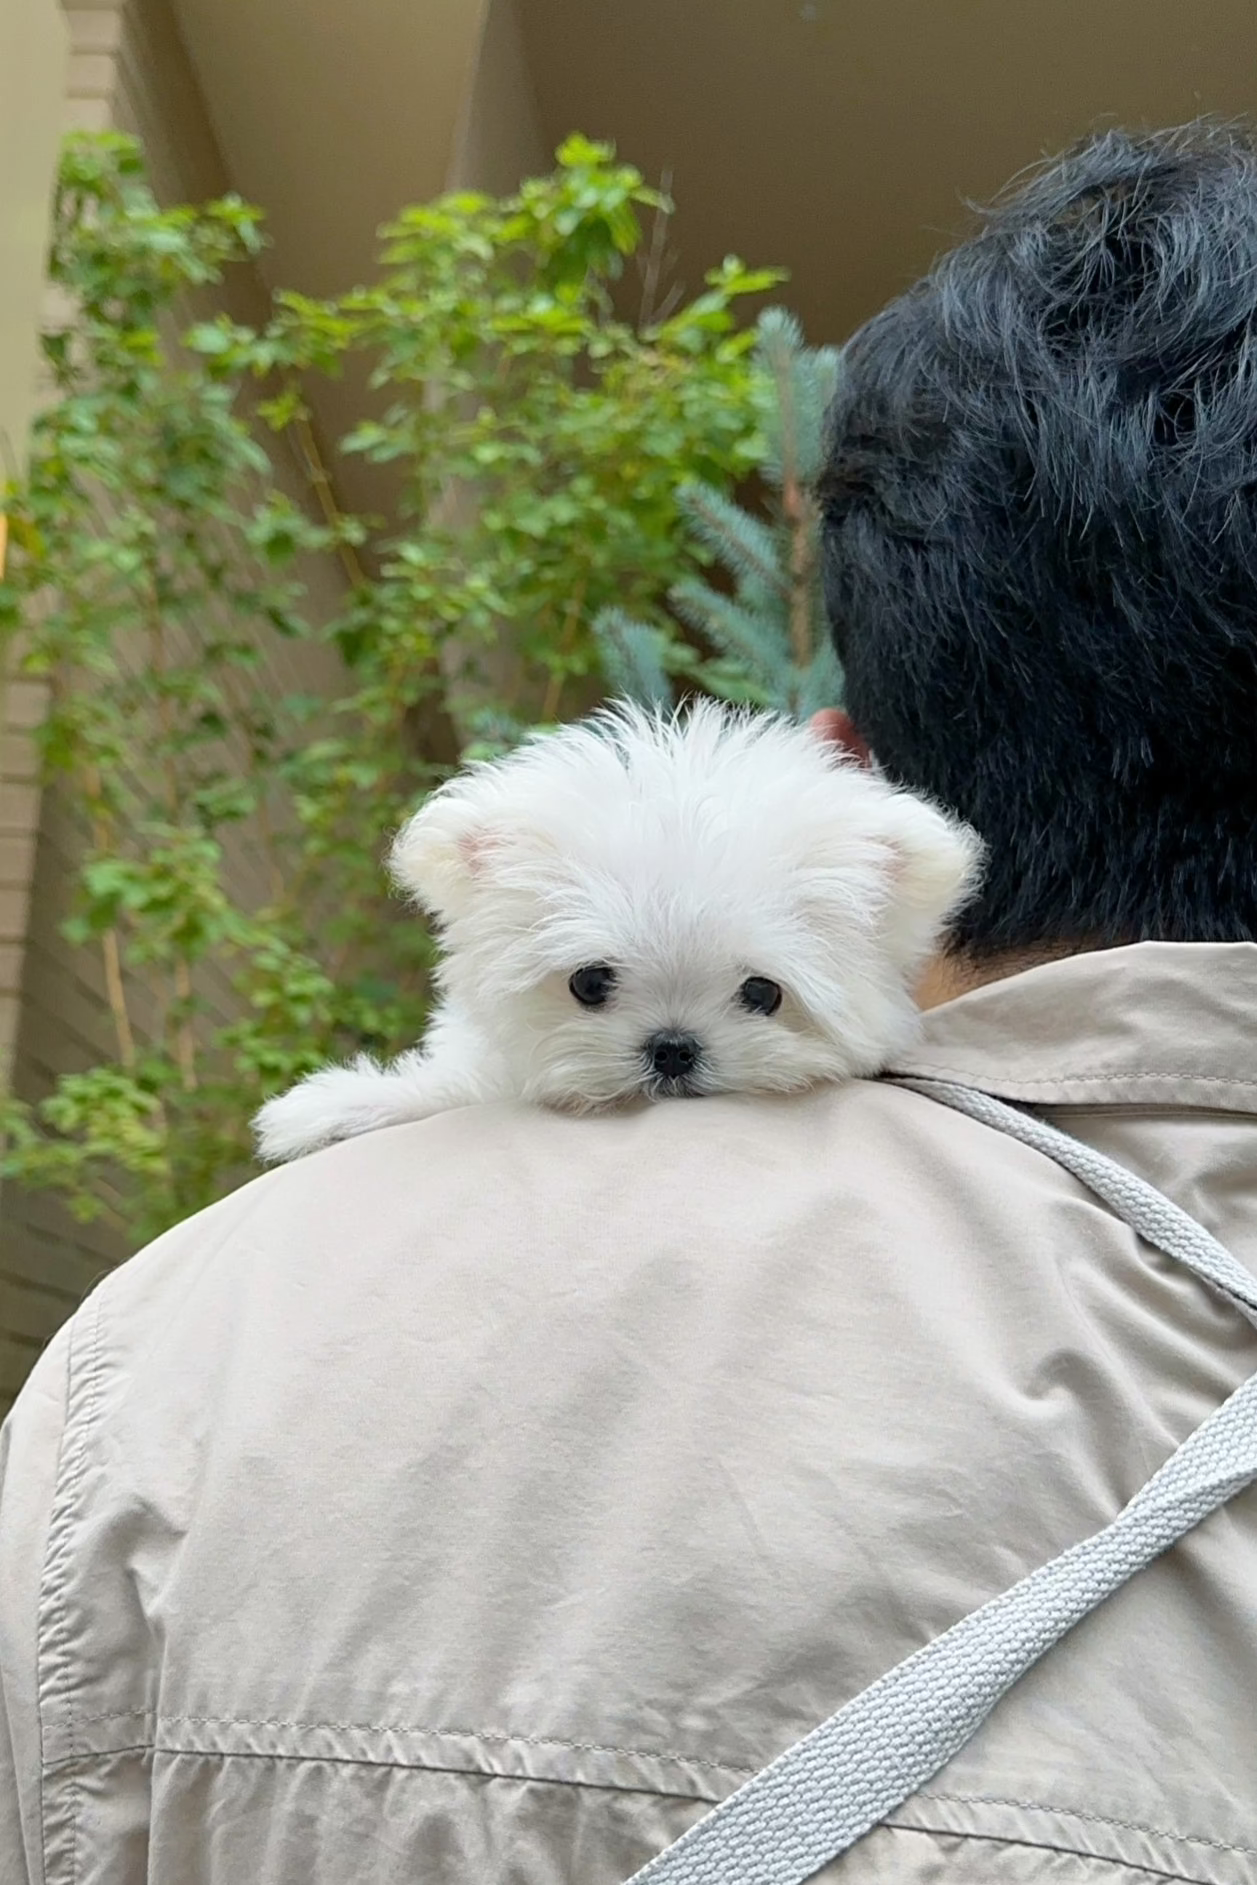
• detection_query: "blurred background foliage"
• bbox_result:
[0,130,838,1241]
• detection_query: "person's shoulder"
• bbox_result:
[97,1075,1047,1283]
[353,1077,1070,1268]
[61,1077,1067,1417]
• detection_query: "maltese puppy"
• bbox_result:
[254,701,979,1161]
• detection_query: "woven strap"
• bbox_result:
[625,1079,1257,1885]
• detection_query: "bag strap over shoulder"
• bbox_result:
[625,1079,1257,1885]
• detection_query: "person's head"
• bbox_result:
[819,120,1257,958]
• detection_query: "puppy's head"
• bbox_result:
[390,702,981,1108]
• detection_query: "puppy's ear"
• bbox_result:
[871,789,983,966]
[389,783,557,921]
[388,789,497,920]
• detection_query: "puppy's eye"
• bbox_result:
[739,976,782,1017]
[569,964,617,1009]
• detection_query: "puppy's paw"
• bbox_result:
[253,1056,436,1163]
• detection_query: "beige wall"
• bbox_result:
[0,0,354,1411]
[0,0,66,484]
[0,0,65,1163]
[447,0,545,194]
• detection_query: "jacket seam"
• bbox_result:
[917,1791,1257,1860]
[883,1813,1240,1885]
[56,1717,1257,1859]
[37,1746,1241,1884]
[45,1741,725,1805]
[65,1710,760,1778]
[36,1293,105,1885]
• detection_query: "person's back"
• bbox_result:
[3,945,1257,1883]
[5,124,1257,1883]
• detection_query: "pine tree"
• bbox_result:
[593,308,845,717]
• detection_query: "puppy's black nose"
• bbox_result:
[646,1032,701,1080]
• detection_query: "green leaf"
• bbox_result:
[556,133,617,168]
[185,320,233,355]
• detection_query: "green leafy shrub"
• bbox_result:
[0,131,785,1245]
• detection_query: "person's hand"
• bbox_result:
[809,709,871,768]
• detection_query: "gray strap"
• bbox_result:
[626,1079,1257,1885]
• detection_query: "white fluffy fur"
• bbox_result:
[254,702,981,1161]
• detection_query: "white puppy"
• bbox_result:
[254,701,980,1161]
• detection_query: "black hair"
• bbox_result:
[820,121,1257,954]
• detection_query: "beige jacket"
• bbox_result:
[2,941,1256,1885]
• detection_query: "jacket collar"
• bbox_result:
[890,941,1257,1113]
